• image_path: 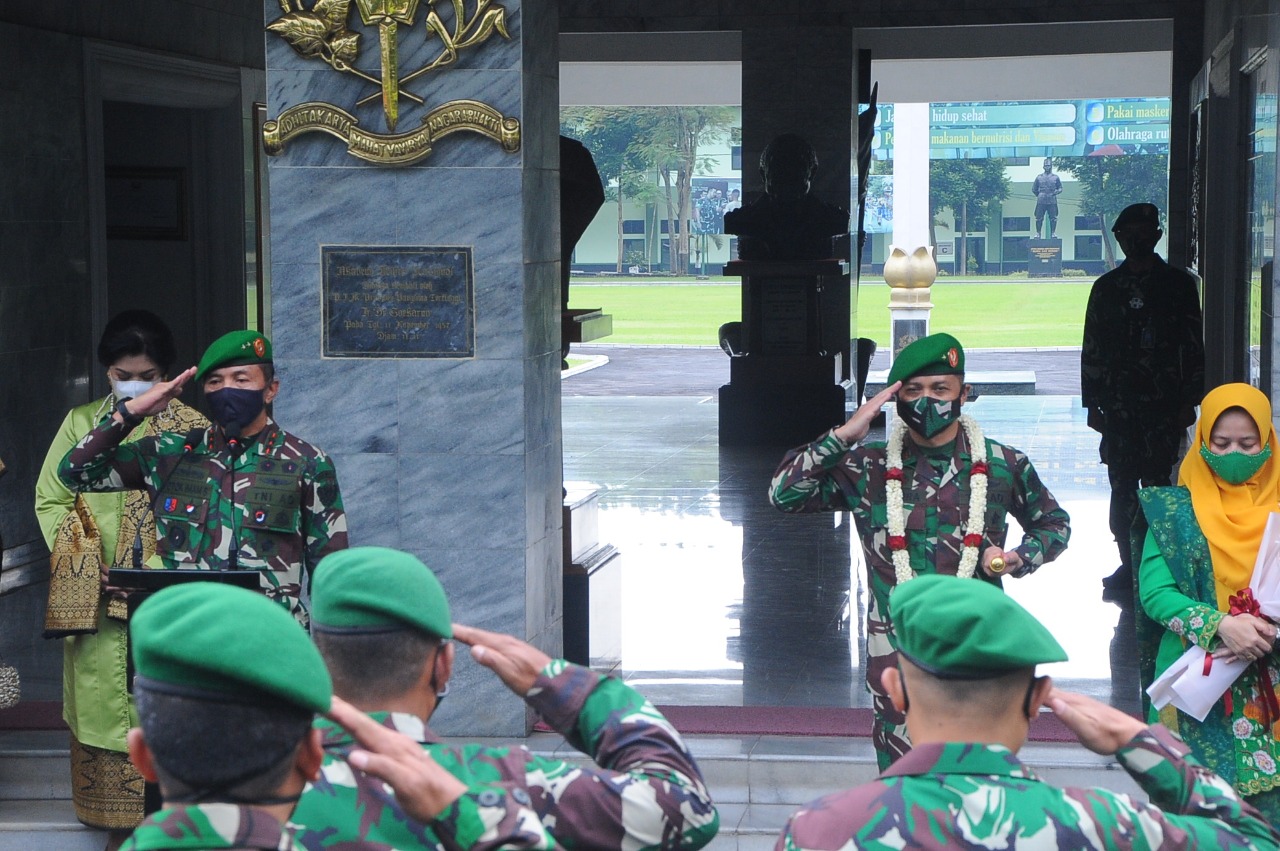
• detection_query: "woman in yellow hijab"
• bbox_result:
[1138,382,1280,818]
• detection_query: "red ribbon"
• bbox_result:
[963,533,984,548]
[1223,588,1280,727]
[888,535,907,551]
[885,467,905,482]
[1230,588,1263,617]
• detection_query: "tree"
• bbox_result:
[628,107,737,275]
[1055,154,1169,269]
[561,107,652,273]
[929,158,1010,276]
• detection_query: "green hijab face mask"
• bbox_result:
[1199,443,1272,485]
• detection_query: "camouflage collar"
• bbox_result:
[879,741,1039,782]
[122,803,295,849]
[316,711,441,749]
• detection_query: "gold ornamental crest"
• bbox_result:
[263,0,521,166]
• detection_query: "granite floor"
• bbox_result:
[562,388,1141,715]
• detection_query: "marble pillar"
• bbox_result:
[263,0,560,736]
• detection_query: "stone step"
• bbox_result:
[0,732,1143,847]
[0,800,107,850]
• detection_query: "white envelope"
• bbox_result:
[1147,512,1280,721]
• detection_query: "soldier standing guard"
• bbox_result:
[291,546,720,850]
[59,331,348,625]
[770,332,1070,769]
[1082,203,1204,594]
[774,575,1280,849]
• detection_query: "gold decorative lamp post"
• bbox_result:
[883,245,937,365]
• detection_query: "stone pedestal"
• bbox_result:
[889,287,933,358]
[562,485,621,671]
[263,0,560,736]
[719,260,849,446]
[1029,238,1063,277]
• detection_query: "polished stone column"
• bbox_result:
[263,0,560,736]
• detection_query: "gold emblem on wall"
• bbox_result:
[262,0,521,166]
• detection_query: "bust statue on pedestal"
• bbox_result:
[725,134,849,261]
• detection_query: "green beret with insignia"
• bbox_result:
[886,332,965,386]
[890,574,1067,679]
[195,330,273,382]
[131,583,331,712]
[311,547,452,639]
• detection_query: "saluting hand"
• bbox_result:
[327,696,466,821]
[116,366,197,421]
[833,381,901,446]
[1047,688,1146,756]
[452,623,553,696]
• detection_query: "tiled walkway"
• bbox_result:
[563,379,1140,715]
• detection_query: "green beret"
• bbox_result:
[887,332,965,386]
[1112,203,1161,232]
[311,547,452,639]
[890,575,1067,679]
[195,331,273,382]
[131,583,331,712]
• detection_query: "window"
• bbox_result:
[731,146,742,171]
[1075,235,1103,260]
[623,238,646,263]
[622,219,644,234]
[659,219,683,234]
[1075,215,1102,230]
[1003,216,1030,232]
[1003,236,1029,262]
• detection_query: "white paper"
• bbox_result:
[1146,513,1280,721]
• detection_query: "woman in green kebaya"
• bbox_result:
[1138,382,1280,821]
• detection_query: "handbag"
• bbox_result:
[44,495,104,637]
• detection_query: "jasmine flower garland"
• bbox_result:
[885,414,989,584]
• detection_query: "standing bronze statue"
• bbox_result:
[1032,158,1063,239]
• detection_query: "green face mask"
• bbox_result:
[1200,443,1272,485]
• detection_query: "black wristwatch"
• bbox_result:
[115,397,143,429]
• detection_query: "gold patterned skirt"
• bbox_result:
[69,735,145,830]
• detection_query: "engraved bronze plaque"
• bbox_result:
[322,246,474,358]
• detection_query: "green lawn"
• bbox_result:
[568,281,1091,348]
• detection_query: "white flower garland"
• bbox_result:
[885,414,989,584]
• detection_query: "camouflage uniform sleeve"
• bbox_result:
[525,659,720,850]
[57,416,154,494]
[1005,447,1070,575]
[1105,725,1280,848]
[1138,529,1223,651]
[431,787,556,851]
[301,451,348,573]
[768,429,868,514]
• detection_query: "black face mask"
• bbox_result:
[896,395,963,439]
[206,387,265,437]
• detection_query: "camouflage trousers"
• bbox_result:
[867,616,910,771]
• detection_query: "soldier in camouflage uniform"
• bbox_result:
[123,582,547,851]
[291,547,720,850]
[1082,203,1204,592]
[770,333,1070,769]
[59,331,347,625]
[775,575,1280,850]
